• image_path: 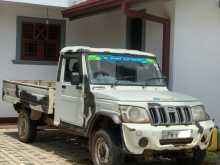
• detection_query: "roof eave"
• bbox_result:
[62,0,143,19]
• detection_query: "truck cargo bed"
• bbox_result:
[3,80,56,114]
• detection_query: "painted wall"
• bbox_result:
[0,3,65,117]
[0,0,84,7]
[173,0,220,125]
[68,0,86,6]
[0,0,71,7]
[66,10,126,48]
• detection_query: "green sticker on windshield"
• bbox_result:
[146,59,156,64]
[87,54,101,61]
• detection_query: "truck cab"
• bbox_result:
[2,46,215,165]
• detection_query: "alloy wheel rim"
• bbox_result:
[95,137,110,165]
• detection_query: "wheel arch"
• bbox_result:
[14,103,42,120]
[87,111,122,151]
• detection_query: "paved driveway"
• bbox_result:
[0,128,218,165]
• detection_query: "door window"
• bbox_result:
[64,58,81,83]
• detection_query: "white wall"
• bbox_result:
[66,10,126,48]
[0,0,70,7]
[0,0,84,7]
[173,0,220,125]
[0,4,65,117]
[68,0,86,6]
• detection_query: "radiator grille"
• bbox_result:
[148,105,192,125]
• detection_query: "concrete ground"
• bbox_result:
[0,128,218,165]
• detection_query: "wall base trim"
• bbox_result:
[0,117,17,124]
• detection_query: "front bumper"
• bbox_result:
[122,120,214,155]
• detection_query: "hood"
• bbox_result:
[93,89,198,102]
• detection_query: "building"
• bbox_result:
[0,0,220,125]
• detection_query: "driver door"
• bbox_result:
[56,56,84,127]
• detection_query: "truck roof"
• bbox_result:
[60,46,155,57]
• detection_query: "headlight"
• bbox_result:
[120,106,150,123]
[191,105,210,122]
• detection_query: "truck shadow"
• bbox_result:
[5,129,175,165]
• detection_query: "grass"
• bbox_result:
[204,152,220,165]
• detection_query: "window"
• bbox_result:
[64,58,81,83]
[15,17,66,64]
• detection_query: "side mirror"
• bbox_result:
[70,72,81,85]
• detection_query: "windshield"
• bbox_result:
[86,53,166,86]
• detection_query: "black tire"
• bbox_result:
[91,129,124,165]
[17,110,37,143]
[176,149,207,165]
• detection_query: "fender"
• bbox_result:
[86,111,122,136]
[96,111,122,124]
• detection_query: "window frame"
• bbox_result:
[59,53,83,85]
[64,57,81,83]
[14,16,66,65]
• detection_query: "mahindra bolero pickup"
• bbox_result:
[2,46,214,165]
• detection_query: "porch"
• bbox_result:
[64,0,174,82]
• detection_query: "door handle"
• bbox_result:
[62,85,66,89]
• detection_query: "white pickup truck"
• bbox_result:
[3,46,214,165]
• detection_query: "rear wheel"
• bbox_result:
[17,110,37,143]
[176,149,207,165]
[91,129,124,165]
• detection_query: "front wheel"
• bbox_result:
[17,110,37,143]
[91,129,124,165]
[176,149,207,165]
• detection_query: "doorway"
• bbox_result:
[127,17,145,51]
[126,13,171,81]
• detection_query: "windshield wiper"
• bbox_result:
[111,80,120,87]
[144,77,167,86]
